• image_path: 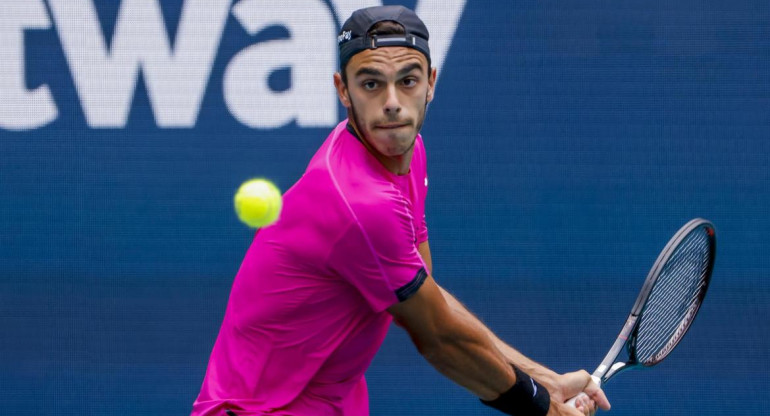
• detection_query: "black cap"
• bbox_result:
[338,6,430,71]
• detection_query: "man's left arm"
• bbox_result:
[418,241,558,384]
[417,240,607,412]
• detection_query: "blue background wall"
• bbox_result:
[1,0,768,414]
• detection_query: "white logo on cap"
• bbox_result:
[338,30,352,44]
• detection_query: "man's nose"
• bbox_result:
[383,84,401,114]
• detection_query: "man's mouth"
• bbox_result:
[376,123,409,130]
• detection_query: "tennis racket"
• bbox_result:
[567,218,716,407]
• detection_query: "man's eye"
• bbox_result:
[363,81,378,90]
[403,78,418,87]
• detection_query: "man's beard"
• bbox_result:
[348,92,430,153]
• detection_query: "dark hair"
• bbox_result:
[368,20,407,36]
[340,21,406,85]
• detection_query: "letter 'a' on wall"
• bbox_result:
[224,0,338,129]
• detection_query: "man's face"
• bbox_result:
[335,47,436,159]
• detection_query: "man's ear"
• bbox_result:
[426,67,437,103]
[334,72,351,108]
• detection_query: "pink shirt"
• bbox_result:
[192,120,429,416]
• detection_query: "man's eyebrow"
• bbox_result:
[397,62,424,77]
[354,62,425,79]
[355,67,384,78]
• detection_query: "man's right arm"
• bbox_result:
[387,274,515,400]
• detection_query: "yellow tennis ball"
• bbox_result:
[233,179,282,228]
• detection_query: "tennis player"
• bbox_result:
[192,6,610,416]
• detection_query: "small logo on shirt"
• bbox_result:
[530,379,538,397]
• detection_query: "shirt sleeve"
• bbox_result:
[327,197,428,312]
[416,213,428,244]
[414,136,429,244]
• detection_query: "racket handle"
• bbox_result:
[565,392,587,407]
[566,375,601,408]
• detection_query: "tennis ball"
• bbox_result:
[233,179,282,228]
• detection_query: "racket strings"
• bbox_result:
[635,227,712,365]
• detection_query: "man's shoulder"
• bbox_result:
[301,121,416,219]
[316,127,393,195]
[292,125,390,210]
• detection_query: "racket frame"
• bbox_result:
[591,218,716,384]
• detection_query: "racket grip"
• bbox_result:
[565,392,587,407]
[566,375,601,408]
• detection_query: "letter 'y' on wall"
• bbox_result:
[0,0,58,131]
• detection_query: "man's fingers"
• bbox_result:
[559,370,611,412]
[564,370,611,412]
[583,380,611,411]
[576,395,597,416]
[558,401,592,416]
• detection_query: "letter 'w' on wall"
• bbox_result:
[47,0,230,128]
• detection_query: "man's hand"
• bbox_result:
[547,371,611,416]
